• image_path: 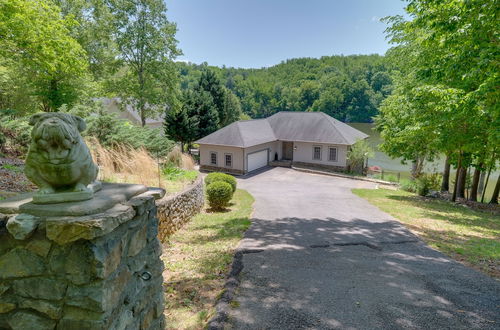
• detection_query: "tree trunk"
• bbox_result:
[441,155,450,192]
[140,108,146,127]
[451,152,462,202]
[478,171,486,195]
[411,157,424,179]
[457,167,467,199]
[489,176,499,204]
[481,167,492,203]
[469,166,481,202]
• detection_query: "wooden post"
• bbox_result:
[397,172,400,182]
[381,170,384,180]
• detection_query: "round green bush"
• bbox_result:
[205,172,237,193]
[206,181,233,210]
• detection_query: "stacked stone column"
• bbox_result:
[0,184,165,330]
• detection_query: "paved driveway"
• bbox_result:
[226,167,500,329]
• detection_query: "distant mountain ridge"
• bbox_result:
[176,54,393,123]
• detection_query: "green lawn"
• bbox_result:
[352,188,500,278]
[162,189,254,329]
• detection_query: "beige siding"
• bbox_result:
[292,142,348,167]
[199,144,244,171]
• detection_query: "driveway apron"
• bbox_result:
[227,167,500,330]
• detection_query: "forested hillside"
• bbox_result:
[177,55,393,122]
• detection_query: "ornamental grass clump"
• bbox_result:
[205,172,237,192]
[206,181,233,210]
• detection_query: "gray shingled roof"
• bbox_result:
[196,119,276,147]
[196,111,368,147]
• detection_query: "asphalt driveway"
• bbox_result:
[225,167,500,329]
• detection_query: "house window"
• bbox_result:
[313,146,322,160]
[328,147,337,162]
[225,153,232,168]
[210,152,217,165]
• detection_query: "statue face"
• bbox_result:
[29,113,86,164]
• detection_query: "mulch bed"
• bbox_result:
[0,157,36,195]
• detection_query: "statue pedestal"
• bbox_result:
[0,183,165,329]
[31,181,103,205]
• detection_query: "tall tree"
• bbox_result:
[53,0,118,81]
[0,0,88,112]
[192,91,219,138]
[380,0,499,201]
[164,106,197,152]
[195,70,226,125]
[110,0,181,126]
[221,90,242,126]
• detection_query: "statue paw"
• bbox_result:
[73,183,88,192]
[39,187,55,194]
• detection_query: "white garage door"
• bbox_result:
[247,150,268,172]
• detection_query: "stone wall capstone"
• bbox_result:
[156,176,204,242]
[0,183,165,330]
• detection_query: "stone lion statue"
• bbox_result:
[25,112,98,197]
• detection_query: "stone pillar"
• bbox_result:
[0,183,165,330]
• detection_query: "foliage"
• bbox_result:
[108,0,181,126]
[164,95,198,150]
[353,188,500,278]
[53,0,118,81]
[63,102,175,157]
[379,0,499,201]
[0,113,32,156]
[177,55,392,122]
[205,172,237,193]
[400,179,418,193]
[0,0,89,112]
[347,139,374,174]
[162,166,198,183]
[206,181,233,210]
[163,189,253,328]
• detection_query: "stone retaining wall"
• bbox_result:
[0,184,164,330]
[156,176,204,242]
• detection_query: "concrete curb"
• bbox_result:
[292,166,399,186]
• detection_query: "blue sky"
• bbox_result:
[167,0,407,68]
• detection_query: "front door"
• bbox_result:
[282,142,293,160]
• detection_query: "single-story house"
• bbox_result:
[195,111,368,175]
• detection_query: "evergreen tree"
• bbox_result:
[192,91,219,138]
[221,90,242,126]
[195,69,226,125]
[164,106,197,152]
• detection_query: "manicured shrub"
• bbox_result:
[206,181,233,210]
[205,172,237,193]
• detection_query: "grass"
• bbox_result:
[352,188,500,278]
[162,189,254,329]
